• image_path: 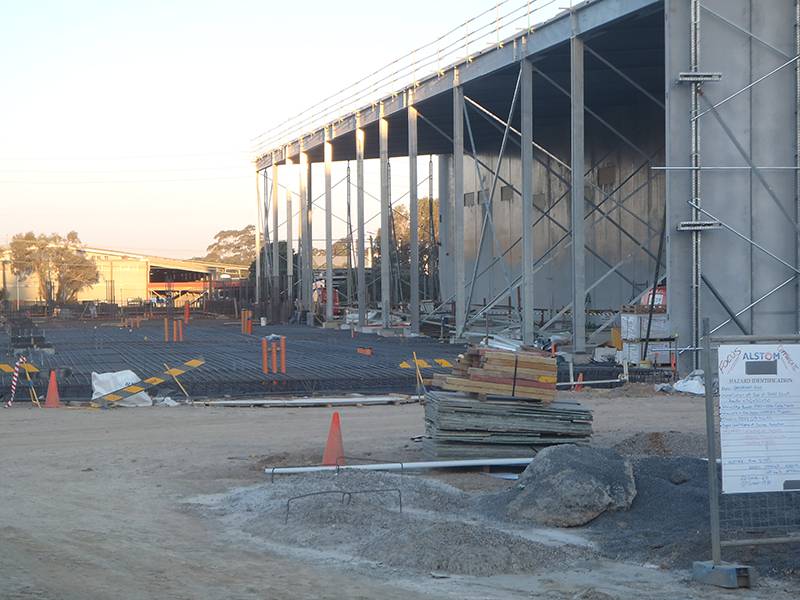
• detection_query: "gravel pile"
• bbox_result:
[612,431,707,458]
[586,457,800,578]
[198,470,593,576]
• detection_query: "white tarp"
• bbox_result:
[91,370,152,407]
[718,344,800,494]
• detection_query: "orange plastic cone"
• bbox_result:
[574,372,584,392]
[44,370,61,408]
[322,411,345,466]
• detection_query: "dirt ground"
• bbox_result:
[0,387,795,599]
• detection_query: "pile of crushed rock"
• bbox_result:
[191,445,800,579]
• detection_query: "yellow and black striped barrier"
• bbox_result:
[94,358,205,404]
[399,358,452,370]
[0,362,39,374]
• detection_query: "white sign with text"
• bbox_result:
[718,344,800,494]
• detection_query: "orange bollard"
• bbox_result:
[184,302,190,324]
[574,372,584,392]
[280,336,286,374]
[164,318,169,342]
[261,337,269,374]
[271,341,277,373]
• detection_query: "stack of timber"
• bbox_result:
[431,346,557,402]
[423,390,593,458]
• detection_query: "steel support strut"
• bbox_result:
[285,156,294,309]
[453,82,466,338]
[521,58,535,345]
[324,130,334,321]
[379,106,391,329]
[271,160,280,321]
[255,170,262,313]
[571,35,586,353]
[408,99,420,334]
[356,123,366,327]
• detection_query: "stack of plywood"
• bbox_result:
[423,389,593,458]
[431,346,557,402]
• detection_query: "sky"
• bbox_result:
[0,0,561,259]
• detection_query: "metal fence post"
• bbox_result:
[702,317,722,565]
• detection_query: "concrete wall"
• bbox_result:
[666,0,798,367]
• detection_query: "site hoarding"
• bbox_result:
[718,344,800,494]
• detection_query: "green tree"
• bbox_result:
[10,231,99,303]
[200,225,255,264]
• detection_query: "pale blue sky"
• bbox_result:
[0,1,559,258]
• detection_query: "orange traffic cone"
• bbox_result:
[44,370,61,408]
[322,411,345,466]
[574,372,584,392]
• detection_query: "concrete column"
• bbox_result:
[453,83,466,337]
[298,152,308,311]
[356,125,367,327]
[408,101,420,334]
[380,106,391,328]
[521,58,535,346]
[570,36,586,353]
[285,156,294,309]
[437,155,453,301]
[271,160,279,321]
[324,132,334,321]
[254,170,261,313]
[305,159,314,326]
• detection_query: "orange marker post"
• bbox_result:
[261,338,269,374]
[164,318,169,343]
[271,341,278,373]
[184,302,190,325]
[280,336,286,374]
[172,319,178,342]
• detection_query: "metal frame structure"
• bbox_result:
[251,0,800,370]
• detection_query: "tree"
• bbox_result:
[10,231,99,303]
[199,225,255,264]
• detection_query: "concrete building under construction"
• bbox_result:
[253,0,800,371]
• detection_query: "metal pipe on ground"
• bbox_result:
[266,458,534,476]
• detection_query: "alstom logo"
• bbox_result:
[742,352,778,361]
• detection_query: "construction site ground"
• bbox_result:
[2,384,797,599]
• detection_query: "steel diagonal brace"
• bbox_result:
[583,44,665,109]
[464,94,660,238]
[416,109,654,321]
[698,93,800,234]
[687,200,800,276]
[463,69,521,317]
[533,67,652,163]
[539,225,664,333]
[465,170,658,329]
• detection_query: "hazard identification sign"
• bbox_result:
[718,344,800,494]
